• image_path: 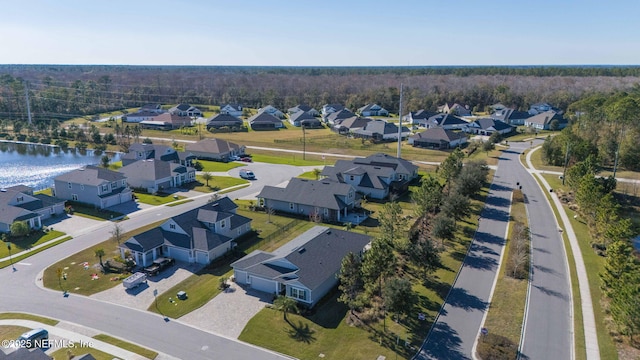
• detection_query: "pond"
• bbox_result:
[0,141,121,191]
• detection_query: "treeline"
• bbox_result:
[1,65,640,125]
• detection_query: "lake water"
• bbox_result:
[0,141,121,190]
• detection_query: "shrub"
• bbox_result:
[476,333,518,360]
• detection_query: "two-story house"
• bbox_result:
[118,159,196,193]
[321,153,418,199]
[219,104,244,118]
[118,197,252,266]
[53,165,133,209]
[257,178,358,223]
[121,143,195,167]
[321,103,345,117]
[0,185,65,233]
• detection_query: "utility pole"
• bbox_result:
[562,142,570,185]
[24,81,33,125]
[612,128,625,180]
[302,125,306,160]
[396,83,403,158]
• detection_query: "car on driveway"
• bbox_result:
[143,257,175,276]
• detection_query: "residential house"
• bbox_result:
[333,116,371,135]
[119,197,252,266]
[357,103,389,117]
[321,103,345,117]
[325,108,356,125]
[438,103,472,117]
[257,178,358,223]
[220,104,244,118]
[420,113,468,130]
[321,153,418,199]
[53,165,133,209]
[140,103,165,113]
[289,111,323,128]
[528,102,555,115]
[247,112,284,130]
[121,143,195,167]
[232,226,371,308]
[352,120,411,141]
[0,185,65,234]
[490,108,532,125]
[524,110,567,130]
[402,109,439,125]
[123,111,158,123]
[139,113,193,130]
[465,118,514,136]
[169,104,202,117]
[288,104,319,117]
[119,159,196,193]
[258,105,285,119]
[489,103,507,112]
[408,128,468,149]
[185,138,246,162]
[206,113,245,131]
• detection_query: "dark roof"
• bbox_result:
[248,112,282,125]
[289,104,314,113]
[525,110,565,126]
[358,103,385,113]
[233,226,371,291]
[323,104,345,112]
[55,165,126,186]
[410,128,467,142]
[1,347,52,360]
[472,118,513,131]
[322,153,417,188]
[327,109,356,122]
[207,113,242,124]
[406,109,439,120]
[353,120,409,136]
[335,116,370,129]
[186,138,242,155]
[490,108,531,122]
[258,178,354,211]
[290,111,316,122]
[429,113,468,126]
[122,144,180,164]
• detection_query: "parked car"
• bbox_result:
[229,155,240,161]
[239,169,256,180]
[240,157,252,162]
[17,328,48,349]
[143,257,174,276]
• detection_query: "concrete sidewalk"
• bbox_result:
[526,146,600,360]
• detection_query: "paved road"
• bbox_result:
[0,163,303,360]
[414,146,515,359]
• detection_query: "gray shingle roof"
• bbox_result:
[119,159,192,181]
[186,138,242,155]
[206,113,243,127]
[353,120,409,136]
[247,112,282,125]
[55,165,126,186]
[257,178,354,211]
[472,118,513,131]
[410,128,467,142]
[327,109,356,123]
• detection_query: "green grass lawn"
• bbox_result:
[197,159,244,172]
[0,236,72,269]
[0,230,66,258]
[42,221,165,296]
[133,192,186,205]
[67,202,125,221]
[481,190,528,347]
[50,347,117,360]
[92,334,158,359]
[250,153,326,166]
[0,313,59,326]
[0,325,32,342]
[297,170,320,180]
[191,175,249,193]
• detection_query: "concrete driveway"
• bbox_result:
[179,280,272,339]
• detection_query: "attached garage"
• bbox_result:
[249,276,278,295]
[168,247,191,263]
[195,251,209,264]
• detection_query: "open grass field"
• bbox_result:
[0,230,65,258]
[42,221,165,296]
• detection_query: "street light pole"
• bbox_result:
[7,241,15,271]
[302,125,306,160]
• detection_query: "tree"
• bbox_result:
[441,193,471,221]
[488,131,502,144]
[338,252,365,314]
[549,119,560,131]
[608,269,640,342]
[438,147,464,190]
[95,248,105,269]
[411,174,443,218]
[600,239,639,298]
[110,223,124,245]
[383,277,417,322]
[378,202,407,250]
[100,155,110,168]
[312,168,321,180]
[408,217,441,275]
[201,172,213,187]
[482,140,495,155]
[273,295,298,326]
[361,238,396,296]
[452,160,489,197]
[10,221,29,238]
[431,213,456,248]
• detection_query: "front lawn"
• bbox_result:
[0,236,72,269]
[50,347,117,360]
[42,221,165,296]
[0,325,32,342]
[134,192,186,206]
[0,230,66,258]
[197,159,244,172]
[92,334,158,359]
[190,176,249,193]
[66,202,125,221]
[0,313,58,326]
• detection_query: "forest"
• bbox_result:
[2,65,640,123]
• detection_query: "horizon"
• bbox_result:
[2,0,639,66]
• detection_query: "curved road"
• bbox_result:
[414,142,572,360]
[0,163,303,360]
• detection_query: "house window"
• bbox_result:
[169,224,176,230]
[102,184,109,192]
[221,220,226,228]
[259,198,265,207]
[349,191,353,199]
[324,208,329,216]
[67,182,72,189]
[80,184,84,190]
[237,229,241,236]
[349,175,354,181]
[16,196,23,203]
[72,194,78,201]
[50,208,54,214]
[290,287,307,301]
[289,203,294,210]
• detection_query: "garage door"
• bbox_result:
[168,248,191,263]
[195,251,209,265]
[250,276,277,294]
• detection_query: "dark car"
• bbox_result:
[240,157,252,162]
[143,257,174,276]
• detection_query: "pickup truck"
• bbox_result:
[143,257,175,276]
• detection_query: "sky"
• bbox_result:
[1,0,639,66]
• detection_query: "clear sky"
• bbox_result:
[2,0,639,66]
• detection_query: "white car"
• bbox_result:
[239,169,256,180]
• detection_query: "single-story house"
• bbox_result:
[438,103,472,116]
[119,197,252,266]
[325,108,355,125]
[419,113,468,130]
[465,118,515,136]
[333,116,371,135]
[232,226,371,308]
[53,165,133,209]
[402,109,439,125]
[169,104,202,117]
[409,128,468,149]
[321,153,418,199]
[528,102,556,115]
[357,103,389,117]
[321,103,345,117]
[185,138,246,162]
[248,112,284,130]
[258,105,285,119]
[121,143,195,167]
[289,111,323,128]
[119,159,196,193]
[288,104,319,117]
[124,111,159,123]
[206,113,245,131]
[352,120,411,141]
[152,112,193,128]
[490,108,532,125]
[257,178,358,223]
[0,185,65,234]
[140,103,164,113]
[524,110,568,130]
[220,104,244,118]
